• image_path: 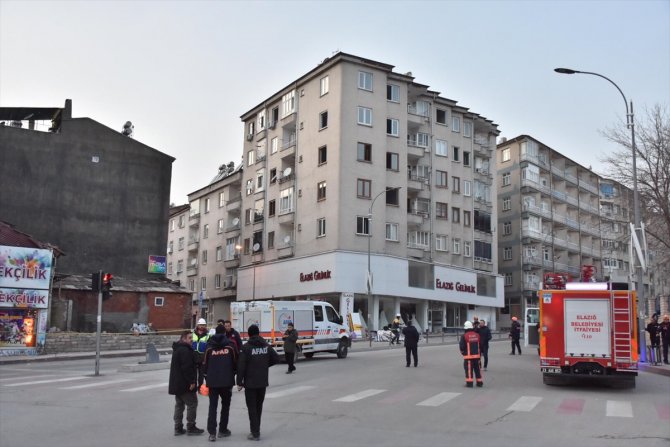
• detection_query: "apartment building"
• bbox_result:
[236,52,503,332]
[496,135,649,319]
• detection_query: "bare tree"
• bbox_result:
[600,104,670,273]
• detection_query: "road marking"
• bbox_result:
[120,382,168,392]
[606,400,633,418]
[0,374,56,382]
[333,389,386,402]
[59,379,132,390]
[266,385,315,399]
[417,392,461,407]
[557,398,585,415]
[507,396,542,412]
[467,394,496,409]
[4,376,87,387]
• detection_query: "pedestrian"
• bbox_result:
[660,315,670,365]
[192,318,211,390]
[509,316,522,355]
[646,313,661,363]
[224,319,243,353]
[236,324,280,441]
[459,321,483,388]
[402,320,420,367]
[390,314,401,345]
[208,319,225,336]
[169,330,205,436]
[203,326,237,442]
[477,319,492,370]
[282,322,299,374]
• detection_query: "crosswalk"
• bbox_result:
[1,373,668,421]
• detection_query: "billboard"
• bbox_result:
[148,255,167,274]
[0,246,53,290]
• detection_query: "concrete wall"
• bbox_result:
[42,333,177,354]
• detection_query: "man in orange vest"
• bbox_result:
[459,321,483,388]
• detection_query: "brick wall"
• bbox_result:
[42,333,179,354]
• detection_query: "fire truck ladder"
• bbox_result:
[612,294,633,363]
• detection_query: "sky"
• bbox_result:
[1,0,669,205]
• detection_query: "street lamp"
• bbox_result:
[367,186,401,340]
[554,67,646,360]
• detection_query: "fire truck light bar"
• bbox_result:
[565,282,609,291]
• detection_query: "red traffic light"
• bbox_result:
[103,273,113,284]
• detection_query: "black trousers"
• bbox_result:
[207,387,232,435]
[391,329,400,344]
[511,339,521,354]
[463,358,482,384]
[244,387,266,436]
[663,339,669,363]
[196,353,206,387]
[480,346,489,368]
[285,351,296,371]
[405,345,418,366]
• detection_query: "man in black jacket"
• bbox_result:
[509,316,522,355]
[476,319,492,370]
[236,324,279,441]
[203,326,237,442]
[402,321,420,367]
[168,331,204,436]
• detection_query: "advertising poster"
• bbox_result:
[148,255,167,274]
[0,310,36,348]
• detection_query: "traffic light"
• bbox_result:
[91,272,102,292]
[102,273,113,300]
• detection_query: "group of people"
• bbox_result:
[645,313,670,365]
[458,318,492,387]
[169,318,284,442]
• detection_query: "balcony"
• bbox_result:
[278,210,295,225]
[187,238,199,251]
[407,211,427,227]
[278,172,294,184]
[523,203,552,219]
[186,262,198,276]
[579,180,599,195]
[407,144,426,160]
[407,245,426,259]
[474,258,493,272]
[281,112,296,127]
[189,213,200,226]
[407,174,426,192]
[226,194,242,211]
[277,244,295,259]
[224,255,240,268]
[226,220,241,233]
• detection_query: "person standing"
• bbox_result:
[203,326,237,442]
[402,320,420,367]
[660,315,670,365]
[224,320,243,353]
[282,322,299,374]
[646,313,661,363]
[192,318,211,390]
[477,319,492,370]
[169,330,204,436]
[390,314,402,345]
[459,321,483,387]
[236,324,279,441]
[509,316,522,355]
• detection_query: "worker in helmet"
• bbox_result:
[192,318,211,391]
[390,314,402,345]
[509,316,522,355]
[459,321,483,388]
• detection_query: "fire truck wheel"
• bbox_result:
[303,352,314,359]
[336,340,348,358]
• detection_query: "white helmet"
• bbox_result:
[197,318,207,325]
[463,321,473,330]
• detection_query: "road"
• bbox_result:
[1,341,668,447]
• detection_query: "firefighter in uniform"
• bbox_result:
[459,321,483,388]
[192,318,210,390]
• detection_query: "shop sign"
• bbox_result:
[0,246,53,291]
[148,255,167,274]
[0,288,49,308]
[299,270,332,282]
[435,278,476,293]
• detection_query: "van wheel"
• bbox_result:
[303,353,314,359]
[336,340,348,358]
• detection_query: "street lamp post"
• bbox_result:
[554,68,646,360]
[367,187,401,342]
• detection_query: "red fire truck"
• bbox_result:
[539,283,638,387]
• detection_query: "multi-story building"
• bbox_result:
[235,52,503,332]
[496,135,649,319]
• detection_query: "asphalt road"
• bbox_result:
[1,341,668,447]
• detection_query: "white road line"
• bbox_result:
[266,385,315,399]
[59,379,132,390]
[0,374,55,382]
[507,396,543,412]
[416,392,461,407]
[4,376,88,387]
[333,389,386,402]
[606,400,633,418]
[120,382,168,392]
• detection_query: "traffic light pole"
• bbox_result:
[95,269,102,376]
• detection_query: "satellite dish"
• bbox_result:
[232,217,240,226]
[283,167,292,177]
[253,243,261,252]
[283,235,291,244]
[121,121,134,137]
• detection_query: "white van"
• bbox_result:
[231,300,351,358]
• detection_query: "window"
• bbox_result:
[320,76,329,96]
[386,152,399,171]
[452,176,460,193]
[252,230,263,253]
[464,241,472,257]
[453,146,460,162]
[318,145,327,165]
[268,231,274,248]
[408,231,430,248]
[203,224,209,239]
[271,107,279,125]
[217,219,224,234]
[271,137,278,154]
[436,109,447,125]
[436,202,448,219]
[386,118,399,136]
[436,170,448,187]
[270,168,277,184]
[256,168,265,191]
[204,198,210,213]
[357,179,371,198]
[170,219,175,231]
[357,106,372,126]
[178,237,185,250]
[257,111,265,131]
[502,172,511,186]
[179,215,185,227]
[167,262,173,274]
[279,187,294,214]
[254,199,264,222]
[503,197,511,211]
[218,192,225,208]
[387,84,400,102]
[503,221,512,235]
[463,210,471,227]
[503,247,513,260]
[358,71,373,91]
[358,142,372,162]
[452,116,460,132]
[505,273,513,286]
[201,276,206,290]
[245,208,252,225]
[356,216,370,235]
[463,180,472,196]
[215,274,221,289]
[385,187,399,205]
[474,210,492,233]
[464,121,472,137]
[453,238,461,254]
[319,111,328,129]
[188,278,194,291]
[502,147,511,162]
[247,150,255,166]
[168,240,174,253]
[248,122,255,137]
[246,179,253,196]
[386,223,398,241]
[452,207,460,223]
[436,140,448,157]
[436,235,449,252]
[268,199,276,217]
[216,246,223,261]
[317,218,326,237]
[317,181,327,201]
[177,260,184,273]
[475,240,492,262]
[282,90,295,117]
[463,151,471,166]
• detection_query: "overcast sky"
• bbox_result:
[1,0,668,205]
